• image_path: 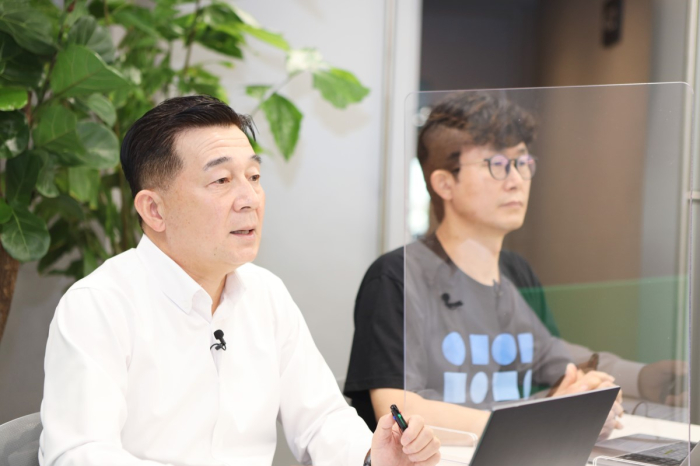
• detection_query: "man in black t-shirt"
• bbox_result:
[344,92,624,438]
[344,245,559,431]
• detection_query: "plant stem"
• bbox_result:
[182,0,202,76]
[0,243,20,344]
[103,0,111,24]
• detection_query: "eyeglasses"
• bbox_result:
[453,154,537,181]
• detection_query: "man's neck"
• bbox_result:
[434,219,504,286]
[146,232,227,315]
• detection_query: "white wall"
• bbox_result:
[226,0,386,383]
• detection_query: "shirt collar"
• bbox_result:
[136,235,248,318]
[136,235,210,315]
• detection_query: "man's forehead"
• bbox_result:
[175,125,254,162]
[461,141,528,159]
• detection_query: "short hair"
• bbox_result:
[121,95,256,201]
[417,92,536,222]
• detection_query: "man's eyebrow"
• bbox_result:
[202,154,261,171]
[203,156,231,171]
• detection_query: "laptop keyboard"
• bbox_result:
[618,442,696,465]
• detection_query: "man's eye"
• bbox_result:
[251,174,261,182]
[213,178,229,185]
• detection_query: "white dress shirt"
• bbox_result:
[39,236,372,466]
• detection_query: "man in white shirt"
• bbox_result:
[39,95,441,466]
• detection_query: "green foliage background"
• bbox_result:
[0,0,369,281]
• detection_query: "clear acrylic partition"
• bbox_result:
[403,84,695,465]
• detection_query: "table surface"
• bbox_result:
[437,413,700,465]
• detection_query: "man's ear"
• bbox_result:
[134,189,166,233]
[430,169,455,203]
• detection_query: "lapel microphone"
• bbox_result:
[210,329,227,351]
[441,293,463,310]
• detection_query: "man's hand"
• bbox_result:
[370,413,441,466]
[551,363,623,440]
[638,360,687,406]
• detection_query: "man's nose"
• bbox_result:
[233,180,261,211]
[503,162,525,187]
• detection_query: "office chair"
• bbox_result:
[0,413,41,466]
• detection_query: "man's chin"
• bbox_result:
[228,244,260,268]
[498,219,526,234]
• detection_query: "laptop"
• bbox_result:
[462,386,620,466]
[591,434,698,465]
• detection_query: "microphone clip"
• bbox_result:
[441,293,463,310]
[210,329,227,351]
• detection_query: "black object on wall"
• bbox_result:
[603,0,624,47]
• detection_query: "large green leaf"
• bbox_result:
[68,166,100,208]
[6,150,42,205]
[0,110,28,158]
[1,204,50,262]
[33,105,86,165]
[0,198,11,224]
[0,86,27,110]
[0,31,44,89]
[238,23,289,51]
[50,45,129,98]
[312,68,370,109]
[81,94,116,126]
[261,93,302,160]
[35,149,59,198]
[66,16,116,63]
[76,121,119,169]
[0,1,56,55]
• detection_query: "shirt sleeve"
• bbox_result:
[562,340,644,398]
[271,277,372,466]
[40,288,172,466]
[344,274,405,394]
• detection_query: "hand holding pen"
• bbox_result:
[368,404,441,466]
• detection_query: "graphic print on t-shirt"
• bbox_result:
[441,331,534,405]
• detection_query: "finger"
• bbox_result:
[374,413,398,444]
[403,422,434,455]
[400,414,426,447]
[615,419,624,429]
[414,450,442,466]
[407,436,442,463]
[582,371,615,383]
[557,363,579,392]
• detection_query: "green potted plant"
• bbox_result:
[0,0,369,342]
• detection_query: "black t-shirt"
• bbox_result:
[343,242,560,431]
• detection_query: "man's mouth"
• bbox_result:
[231,229,255,235]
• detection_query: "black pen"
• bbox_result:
[390,404,409,432]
